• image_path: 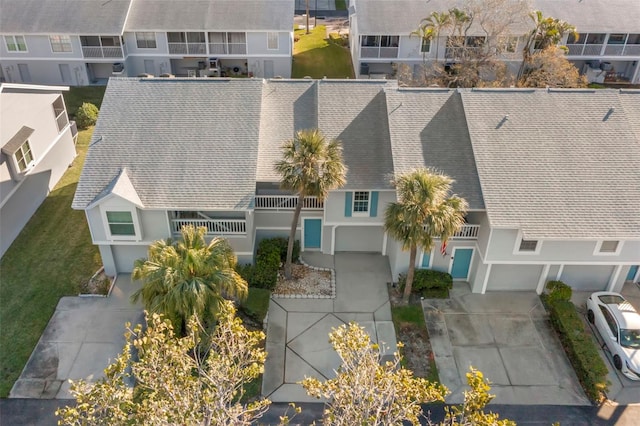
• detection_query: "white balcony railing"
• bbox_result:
[453,224,480,239]
[168,43,206,55]
[254,195,324,210]
[171,219,246,235]
[425,224,480,239]
[361,46,398,58]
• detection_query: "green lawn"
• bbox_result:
[292,26,354,79]
[0,89,104,397]
[64,86,107,119]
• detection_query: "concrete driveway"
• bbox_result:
[262,253,395,402]
[10,275,143,399]
[424,284,589,405]
[574,282,640,404]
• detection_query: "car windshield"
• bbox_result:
[598,294,625,305]
[620,329,640,349]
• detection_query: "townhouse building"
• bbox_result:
[0,0,293,85]
[72,77,640,294]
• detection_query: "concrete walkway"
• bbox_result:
[10,275,143,399]
[262,253,395,402]
[423,284,589,405]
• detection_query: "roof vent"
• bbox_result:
[603,107,615,121]
[496,114,509,129]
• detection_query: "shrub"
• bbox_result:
[75,102,99,129]
[258,237,299,264]
[546,280,572,303]
[397,269,452,299]
[329,32,348,47]
[235,263,255,284]
[547,299,609,402]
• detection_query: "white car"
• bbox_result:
[586,292,640,380]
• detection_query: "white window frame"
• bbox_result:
[505,36,518,53]
[594,240,623,256]
[267,32,279,50]
[15,140,34,172]
[352,191,370,216]
[513,230,542,255]
[49,35,73,53]
[4,35,27,52]
[101,207,141,241]
[135,32,157,49]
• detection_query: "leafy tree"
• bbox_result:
[384,169,468,303]
[445,368,516,426]
[56,303,280,425]
[301,323,516,425]
[275,129,347,279]
[75,102,99,129]
[412,11,451,63]
[131,225,247,335]
[518,46,587,88]
[301,322,446,425]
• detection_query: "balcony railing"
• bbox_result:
[426,224,480,239]
[254,195,324,210]
[81,46,124,59]
[171,219,246,235]
[361,46,399,58]
[168,43,207,55]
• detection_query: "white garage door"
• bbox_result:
[113,245,149,273]
[335,226,383,252]
[560,265,612,291]
[486,264,542,291]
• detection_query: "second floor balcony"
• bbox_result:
[254,195,324,210]
[361,35,399,59]
[566,33,640,57]
[80,36,125,59]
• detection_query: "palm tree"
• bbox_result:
[519,10,578,79]
[275,129,347,279]
[384,169,468,303]
[131,225,247,335]
[413,11,451,64]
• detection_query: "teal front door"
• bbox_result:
[628,265,639,281]
[450,248,473,280]
[304,218,322,249]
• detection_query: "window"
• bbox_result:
[586,33,606,44]
[15,140,34,172]
[608,34,627,45]
[353,191,370,214]
[599,306,618,339]
[380,36,399,47]
[421,38,431,53]
[50,35,72,52]
[53,96,68,132]
[505,36,518,53]
[5,35,27,52]
[106,211,135,236]
[628,34,640,45]
[518,239,538,252]
[466,36,486,47]
[136,32,157,48]
[361,35,380,47]
[267,32,278,50]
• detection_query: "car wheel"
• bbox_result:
[613,355,623,370]
[587,309,595,324]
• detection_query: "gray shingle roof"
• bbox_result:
[532,0,640,34]
[385,89,484,210]
[317,80,395,190]
[353,0,640,35]
[257,79,318,182]
[618,90,640,141]
[460,88,640,239]
[72,78,263,210]
[125,0,294,31]
[0,0,132,34]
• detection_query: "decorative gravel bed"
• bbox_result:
[272,262,335,299]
